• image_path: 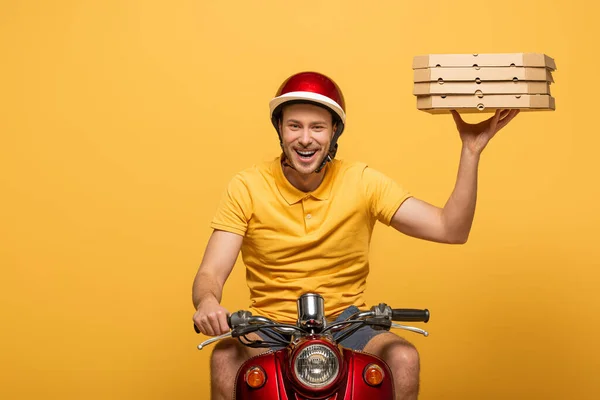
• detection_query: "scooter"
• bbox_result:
[196,293,430,399]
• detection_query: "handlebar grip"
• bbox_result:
[391,309,430,323]
[194,324,200,334]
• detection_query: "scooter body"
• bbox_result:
[196,293,429,400]
[235,342,394,399]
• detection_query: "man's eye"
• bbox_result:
[290,124,300,129]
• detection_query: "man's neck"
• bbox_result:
[282,163,327,193]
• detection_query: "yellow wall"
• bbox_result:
[1,1,599,398]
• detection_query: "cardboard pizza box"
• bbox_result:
[413,53,556,70]
[417,94,555,113]
[413,81,550,96]
[414,66,554,83]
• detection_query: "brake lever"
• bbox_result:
[197,331,233,350]
[196,324,276,350]
[391,323,429,337]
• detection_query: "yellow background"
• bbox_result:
[1,1,599,399]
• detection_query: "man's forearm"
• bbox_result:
[441,147,481,243]
[192,272,224,309]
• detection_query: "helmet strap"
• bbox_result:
[280,141,297,171]
[314,145,335,173]
[315,122,342,172]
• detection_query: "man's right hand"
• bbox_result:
[193,297,230,336]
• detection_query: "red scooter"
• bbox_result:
[196,293,430,399]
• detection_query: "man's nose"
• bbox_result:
[298,128,312,147]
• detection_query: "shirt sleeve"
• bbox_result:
[210,174,253,236]
[361,166,412,226]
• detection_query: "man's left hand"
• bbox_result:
[450,109,520,155]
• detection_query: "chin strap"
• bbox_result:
[314,128,340,173]
[280,151,295,170]
[315,146,335,173]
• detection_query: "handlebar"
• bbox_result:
[192,310,251,334]
[392,308,430,323]
[194,305,431,349]
[227,310,253,329]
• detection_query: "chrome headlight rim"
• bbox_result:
[291,341,341,390]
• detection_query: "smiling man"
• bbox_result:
[192,72,519,400]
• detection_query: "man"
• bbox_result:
[192,72,519,399]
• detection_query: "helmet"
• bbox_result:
[269,72,346,172]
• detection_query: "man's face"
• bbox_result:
[279,103,335,175]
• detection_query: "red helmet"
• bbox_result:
[269,72,346,169]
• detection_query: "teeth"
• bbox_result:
[297,150,316,156]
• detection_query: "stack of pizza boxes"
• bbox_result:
[412,53,556,113]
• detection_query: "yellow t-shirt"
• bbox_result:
[210,156,411,323]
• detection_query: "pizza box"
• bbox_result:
[413,81,550,95]
[417,94,555,113]
[414,66,554,83]
[413,53,556,70]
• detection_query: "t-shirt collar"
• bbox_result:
[272,155,335,205]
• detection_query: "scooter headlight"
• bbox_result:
[293,343,340,388]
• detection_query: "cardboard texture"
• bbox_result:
[412,53,557,113]
[413,53,556,70]
[413,81,550,96]
[414,67,554,83]
[417,94,555,111]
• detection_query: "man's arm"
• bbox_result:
[391,148,479,244]
[192,230,243,336]
[391,109,519,244]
